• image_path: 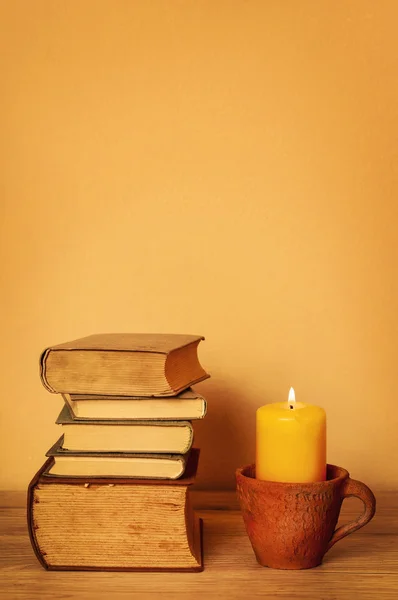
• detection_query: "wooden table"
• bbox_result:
[1,490,397,599]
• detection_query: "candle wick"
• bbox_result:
[289,405,294,410]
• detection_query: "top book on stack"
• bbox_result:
[40,333,209,397]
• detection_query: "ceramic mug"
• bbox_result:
[236,464,376,569]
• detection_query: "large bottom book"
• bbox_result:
[28,450,203,571]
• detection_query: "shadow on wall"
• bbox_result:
[192,379,255,490]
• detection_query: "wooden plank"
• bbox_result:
[0,491,397,599]
[0,508,397,573]
[0,560,397,600]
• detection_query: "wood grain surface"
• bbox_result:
[0,490,396,599]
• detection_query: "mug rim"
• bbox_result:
[236,463,349,486]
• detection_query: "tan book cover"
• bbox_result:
[62,388,207,421]
[54,405,194,453]
[40,333,209,396]
[45,436,192,479]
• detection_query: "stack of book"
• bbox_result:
[28,333,209,572]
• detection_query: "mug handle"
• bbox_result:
[326,478,376,552]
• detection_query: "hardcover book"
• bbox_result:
[28,450,203,571]
[55,405,194,453]
[62,388,207,421]
[43,437,189,479]
[40,333,209,396]
[45,438,191,478]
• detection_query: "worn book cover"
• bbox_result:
[46,436,192,479]
[62,388,207,421]
[40,333,209,396]
[27,450,203,571]
[54,404,194,453]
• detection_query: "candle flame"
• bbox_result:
[288,387,296,407]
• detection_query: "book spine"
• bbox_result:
[183,423,194,454]
[27,459,54,570]
[39,348,56,393]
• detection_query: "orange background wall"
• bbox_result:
[1,1,397,490]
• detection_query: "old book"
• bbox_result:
[40,333,209,396]
[62,388,207,420]
[55,405,194,453]
[45,438,191,478]
[28,450,203,571]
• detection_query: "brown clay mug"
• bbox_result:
[236,464,376,569]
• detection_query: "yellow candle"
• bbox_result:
[256,388,326,482]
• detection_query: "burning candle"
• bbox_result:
[256,388,326,483]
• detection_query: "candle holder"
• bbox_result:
[236,464,376,570]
